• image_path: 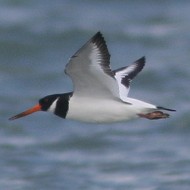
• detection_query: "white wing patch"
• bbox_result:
[114,57,145,102]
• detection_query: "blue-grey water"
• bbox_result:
[1,0,190,189]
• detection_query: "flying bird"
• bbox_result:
[9,32,175,123]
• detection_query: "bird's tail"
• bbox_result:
[157,106,176,112]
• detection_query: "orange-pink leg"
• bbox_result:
[138,111,169,120]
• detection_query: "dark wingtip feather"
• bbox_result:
[89,32,113,77]
[134,56,146,69]
[129,56,146,78]
[136,56,146,64]
[91,31,103,43]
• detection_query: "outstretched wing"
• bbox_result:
[65,32,119,99]
[113,57,145,102]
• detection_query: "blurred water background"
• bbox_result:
[1,0,190,189]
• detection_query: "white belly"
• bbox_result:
[66,97,155,123]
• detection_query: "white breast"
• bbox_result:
[66,96,141,123]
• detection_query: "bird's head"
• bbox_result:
[9,94,60,120]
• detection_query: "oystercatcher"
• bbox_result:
[9,32,175,123]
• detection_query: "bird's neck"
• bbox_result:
[51,92,73,119]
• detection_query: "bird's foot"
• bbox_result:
[138,111,169,120]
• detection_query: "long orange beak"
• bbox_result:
[9,104,41,121]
